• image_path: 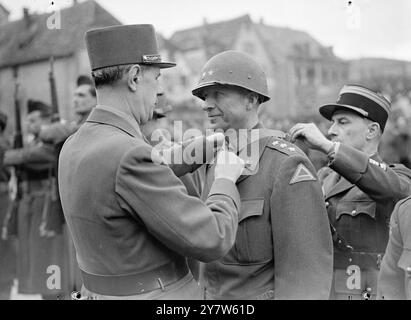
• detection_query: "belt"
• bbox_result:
[334,251,383,270]
[81,259,189,296]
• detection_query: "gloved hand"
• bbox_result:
[214,149,245,183]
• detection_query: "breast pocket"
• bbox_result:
[224,198,272,264]
[335,200,378,250]
[336,200,376,220]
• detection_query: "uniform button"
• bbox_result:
[325,202,330,208]
[351,210,357,215]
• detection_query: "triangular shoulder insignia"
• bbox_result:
[290,163,317,185]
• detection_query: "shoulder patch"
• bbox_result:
[290,163,317,185]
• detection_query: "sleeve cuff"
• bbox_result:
[329,143,369,183]
[208,178,241,211]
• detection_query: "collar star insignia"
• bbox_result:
[272,141,279,146]
[280,143,287,148]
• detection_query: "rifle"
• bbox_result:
[38,56,65,238]
[1,68,23,240]
[49,57,60,122]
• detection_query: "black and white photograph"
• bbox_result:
[0,0,410,306]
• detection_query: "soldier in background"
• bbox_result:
[40,75,97,147]
[289,85,411,299]
[3,100,71,299]
[0,111,17,299]
[37,76,97,298]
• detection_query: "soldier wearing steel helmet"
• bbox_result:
[289,85,411,300]
[192,50,333,300]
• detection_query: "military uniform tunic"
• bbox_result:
[318,143,411,299]
[377,196,411,299]
[58,106,241,299]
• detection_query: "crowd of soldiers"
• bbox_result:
[0,23,411,300]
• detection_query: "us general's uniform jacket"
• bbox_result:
[202,126,334,300]
[318,143,411,298]
[377,197,411,300]
[58,106,241,296]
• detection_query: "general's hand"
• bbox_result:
[214,150,245,183]
[288,123,333,153]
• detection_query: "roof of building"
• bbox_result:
[0,0,121,69]
[170,15,252,53]
[170,14,341,61]
[0,3,10,15]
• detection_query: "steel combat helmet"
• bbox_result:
[192,50,270,103]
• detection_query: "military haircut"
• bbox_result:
[92,64,148,89]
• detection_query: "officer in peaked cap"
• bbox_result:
[289,84,411,300]
[58,24,245,300]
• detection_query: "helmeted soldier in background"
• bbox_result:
[3,100,71,299]
[289,85,411,300]
[192,50,333,300]
[0,111,17,299]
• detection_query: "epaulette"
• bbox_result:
[266,136,303,156]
